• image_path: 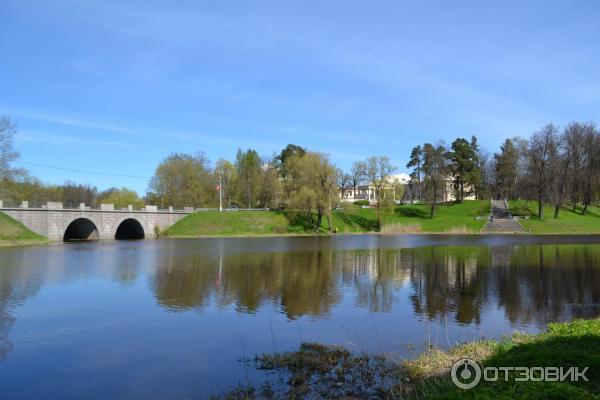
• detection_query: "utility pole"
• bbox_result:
[218,173,223,212]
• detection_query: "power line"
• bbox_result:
[15,161,151,180]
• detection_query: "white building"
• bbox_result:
[340,172,476,204]
[340,173,410,204]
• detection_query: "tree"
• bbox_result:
[285,152,337,230]
[148,152,215,208]
[275,144,306,178]
[406,145,423,202]
[61,181,98,208]
[235,149,262,208]
[215,159,237,208]
[350,161,366,198]
[98,187,144,209]
[422,143,447,218]
[580,123,600,215]
[550,123,578,218]
[0,116,24,201]
[477,149,492,200]
[336,170,352,200]
[445,137,480,202]
[493,139,519,200]
[364,156,396,227]
[527,125,558,219]
[259,157,281,209]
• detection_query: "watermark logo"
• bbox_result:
[451,358,482,389]
[450,358,589,390]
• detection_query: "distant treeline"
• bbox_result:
[404,122,600,218]
[1,115,599,223]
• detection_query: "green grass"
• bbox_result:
[164,211,294,236]
[0,211,47,246]
[408,318,600,399]
[164,201,491,237]
[509,200,600,234]
[332,200,490,233]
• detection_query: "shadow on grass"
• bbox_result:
[278,211,317,232]
[394,206,430,219]
[416,324,600,399]
[334,211,379,231]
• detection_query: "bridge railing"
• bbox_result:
[0,200,267,213]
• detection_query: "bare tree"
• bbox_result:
[364,156,396,226]
[551,123,578,218]
[527,125,558,218]
[336,169,352,200]
[0,117,20,180]
[350,161,366,199]
[580,123,600,215]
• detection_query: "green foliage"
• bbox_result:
[98,187,144,209]
[446,136,480,202]
[235,148,262,208]
[148,152,216,208]
[494,138,519,200]
[285,152,337,230]
[353,199,369,206]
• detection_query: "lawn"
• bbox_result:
[509,200,600,234]
[164,200,491,237]
[331,200,490,233]
[0,211,47,246]
[163,210,293,236]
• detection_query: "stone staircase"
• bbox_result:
[483,200,526,233]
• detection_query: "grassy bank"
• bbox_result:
[335,200,489,233]
[163,201,490,237]
[215,318,600,399]
[0,211,47,246]
[509,200,600,234]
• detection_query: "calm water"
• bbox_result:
[1,235,600,399]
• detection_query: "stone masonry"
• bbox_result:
[1,202,192,240]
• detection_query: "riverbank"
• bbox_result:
[509,200,600,234]
[215,317,600,399]
[0,211,47,247]
[163,201,491,237]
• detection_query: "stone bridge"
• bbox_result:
[0,201,193,241]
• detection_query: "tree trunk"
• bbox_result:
[376,189,382,229]
[316,211,323,231]
[430,184,437,218]
[538,193,544,219]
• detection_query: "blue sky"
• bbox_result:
[1,1,599,193]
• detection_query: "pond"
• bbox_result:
[1,235,600,399]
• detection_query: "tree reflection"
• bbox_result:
[151,242,600,326]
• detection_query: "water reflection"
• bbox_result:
[2,238,600,398]
[149,242,600,325]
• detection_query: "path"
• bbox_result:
[483,200,526,233]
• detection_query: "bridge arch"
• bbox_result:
[63,218,100,242]
[115,218,145,240]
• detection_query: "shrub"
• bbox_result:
[353,200,370,207]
